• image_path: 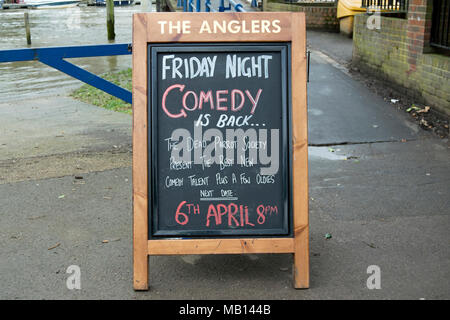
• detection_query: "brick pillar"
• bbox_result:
[406,0,433,72]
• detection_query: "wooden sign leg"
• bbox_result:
[133,254,148,291]
[133,188,148,290]
[291,12,309,290]
[132,13,149,291]
[133,194,149,290]
[293,226,309,289]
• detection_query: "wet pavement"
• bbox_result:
[307,52,427,145]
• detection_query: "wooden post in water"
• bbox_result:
[106,0,115,41]
[24,12,31,45]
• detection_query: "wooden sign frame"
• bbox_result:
[132,12,308,290]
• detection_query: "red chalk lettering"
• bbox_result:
[217,204,228,225]
[244,205,254,226]
[228,203,240,227]
[174,201,189,225]
[162,84,187,118]
[162,85,262,118]
[182,91,198,111]
[206,204,218,227]
[186,203,200,215]
[239,205,244,227]
[256,205,266,225]
[245,89,262,114]
[199,90,214,110]
[216,90,228,111]
[231,89,245,112]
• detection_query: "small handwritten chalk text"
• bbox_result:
[174,201,278,227]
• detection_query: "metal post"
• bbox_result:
[196,0,201,11]
[307,50,310,83]
[106,0,115,41]
[24,12,31,45]
[229,0,243,11]
[205,0,211,12]
[183,0,187,11]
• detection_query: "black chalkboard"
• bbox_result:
[148,43,291,238]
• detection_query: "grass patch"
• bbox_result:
[71,68,132,114]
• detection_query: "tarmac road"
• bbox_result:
[0,32,449,299]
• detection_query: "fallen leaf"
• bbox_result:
[406,106,421,113]
[58,195,65,199]
[362,241,377,249]
[48,243,60,250]
[417,106,430,114]
[324,233,332,240]
[102,240,109,243]
[420,119,429,127]
[27,215,46,220]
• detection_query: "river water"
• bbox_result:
[0,5,150,101]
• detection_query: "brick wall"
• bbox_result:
[352,1,450,116]
[263,1,339,31]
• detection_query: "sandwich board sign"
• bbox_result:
[132,12,309,290]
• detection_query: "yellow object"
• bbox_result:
[337,0,366,19]
[337,0,366,36]
[339,16,355,36]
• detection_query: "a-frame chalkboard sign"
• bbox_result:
[132,12,309,290]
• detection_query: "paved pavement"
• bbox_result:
[307,30,353,66]
[0,31,449,300]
